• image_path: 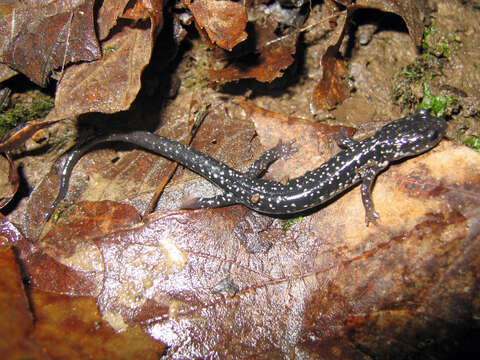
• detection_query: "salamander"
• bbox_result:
[48,110,446,225]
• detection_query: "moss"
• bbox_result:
[417,83,457,117]
[463,135,480,153]
[392,25,461,112]
[0,92,54,134]
[421,24,460,58]
[282,216,303,232]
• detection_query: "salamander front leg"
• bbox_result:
[333,129,359,149]
[360,163,387,226]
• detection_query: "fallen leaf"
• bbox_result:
[209,17,298,83]
[188,0,247,51]
[123,0,165,38]
[29,290,166,359]
[0,63,17,83]
[237,99,356,179]
[97,0,131,40]
[14,102,480,357]
[46,26,153,121]
[0,0,101,86]
[311,10,351,111]
[0,120,60,209]
[312,0,425,110]
[0,246,38,357]
[313,47,350,110]
[355,0,426,46]
[0,120,59,153]
[0,154,17,209]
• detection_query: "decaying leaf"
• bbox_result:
[97,0,131,40]
[0,120,60,209]
[0,120,59,153]
[209,17,298,83]
[0,63,17,83]
[122,0,165,38]
[313,47,351,110]
[355,0,426,46]
[30,290,166,359]
[0,154,18,209]
[46,26,153,121]
[312,0,425,110]
[0,245,38,358]
[0,218,166,359]
[237,99,356,179]
[0,0,101,86]
[7,98,480,358]
[188,0,247,51]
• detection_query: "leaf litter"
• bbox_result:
[1,0,480,359]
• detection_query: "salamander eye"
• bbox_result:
[426,130,438,141]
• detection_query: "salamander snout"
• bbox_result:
[380,110,447,161]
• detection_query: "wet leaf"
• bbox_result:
[29,289,166,359]
[97,0,131,40]
[355,0,426,46]
[0,0,101,86]
[237,99,356,179]
[0,63,17,83]
[0,120,59,153]
[0,154,18,209]
[0,120,60,209]
[15,102,480,357]
[312,47,350,110]
[209,17,298,83]
[46,26,153,121]
[0,218,166,358]
[122,0,165,38]
[311,10,351,110]
[312,0,425,110]
[188,0,247,51]
[0,245,38,357]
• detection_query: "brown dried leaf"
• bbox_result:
[0,221,166,358]
[0,245,34,356]
[311,11,351,111]
[0,120,60,209]
[209,17,297,83]
[26,137,480,357]
[0,0,101,86]
[0,63,17,83]
[355,0,426,46]
[0,212,101,296]
[46,26,153,121]
[0,154,17,209]
[313,48,350,110]
[97,0,131,40]
[16,104,480,357]
[29,290,166,359]
[123,0,165,37]
[0,120,59,153]
[238,99,355,178]
[188,0,247,51]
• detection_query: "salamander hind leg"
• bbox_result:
[246,140,297,178]
[181,193,238,209]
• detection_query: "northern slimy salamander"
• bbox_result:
[49,110,446,225]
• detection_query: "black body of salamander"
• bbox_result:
[48,110,446,225]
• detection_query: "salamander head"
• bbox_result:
[377,110,446,161]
